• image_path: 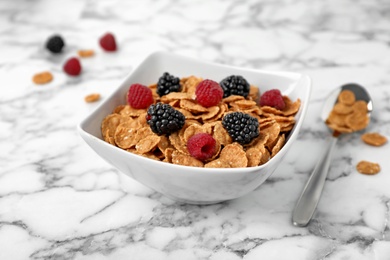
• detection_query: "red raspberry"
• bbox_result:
[187,133,216,161]
[260,89,286,110]
[99,32,117,51]
[63,57,81,76]
[127,84,154,109]
[195,79,223,107]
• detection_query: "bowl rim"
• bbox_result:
[77,51,312,175]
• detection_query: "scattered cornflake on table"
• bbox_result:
[84,93,101,103]
[32,71,53,85]
[78,49,95,58]
[361,132,387,146]
[356,160,381,175]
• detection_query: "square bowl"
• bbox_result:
[77,51,311,204]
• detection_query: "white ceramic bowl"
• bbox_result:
[78,52,311,204]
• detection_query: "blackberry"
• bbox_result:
[146,103,185,135]
[157,72,181,96]
[45,35,65,53]
[220,75,250,98]
[222,112,259,144]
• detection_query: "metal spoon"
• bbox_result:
[292,83,373,227]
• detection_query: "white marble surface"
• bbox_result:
[1,0,390,259]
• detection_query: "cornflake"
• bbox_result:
[101,75,301,168]
[326,89,370,133]
[361,132,387,146]
[33,71,53,85]
[356,160,381,175]
[78,49,95,58]
[84,93,101,103]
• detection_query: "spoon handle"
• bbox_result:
[292,135,338,227]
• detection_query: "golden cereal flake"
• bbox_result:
[119,105,147,117]
[172,151,204,167]
[204,159,231,168]
[326,111,348,127]
[248,85,260,102]
[352,100,368,114]
[261,106,284,116]
[338,90,355,105]
[272,116,295,131]
[200,106,220,121]
[345,112,369,131]
[180,99,208,113]
[169,132,189,155]
[137,152,161,161]
[361,132,387,146]
[259,118,277,129]
[261,122,281,150]
[183,124,205,143]
[114,122,138,149]
[212,122,232,146]
[157,135,172,152]
[243,106,263,116]
[84,93,101,103]
[163,148,175,163]
[223,95,245,103]
[160,92,191,103]
[32,71,53,85]
[78,49,95,58]
[232,99,257,110]
[104,129,116,145]
[112,105,126,114]
[246,147,262,167]
[260,147,271,165]
[136,135,161,154]
[249,132,269,150]
[101,114,126,141]
[333,103,353,115]
[356,160,380,175]
[271,134,285,157]
[181,76,203,96]
[326,123,353,134]
[282,97,301,116]
[134,126,154,145]
[219,143,248,168]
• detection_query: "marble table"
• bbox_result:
[1,0,390,259]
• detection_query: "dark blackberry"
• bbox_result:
[157,72,181,96]
[45,35,65,53]
[146,103,185,135]
[222,112,259,144]
[220,75,250,98]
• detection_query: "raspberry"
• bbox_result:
[45,35,65,54]
[260,89,285,110]
[127,84,154,109]
[157,72,181,96]
[220,75,250,98]
[99,32,117,51]
[146,103,185,135]
[187,133,216,161]
[195,79,223,107]
[222,112,259,144]
[63,57,81,76]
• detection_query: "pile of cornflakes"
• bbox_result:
[101,76,301,168]
[325,89,370,133]
[325,89,388,175]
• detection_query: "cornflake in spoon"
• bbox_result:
[325,90,370,133]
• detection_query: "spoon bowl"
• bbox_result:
[292,83,373,227]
